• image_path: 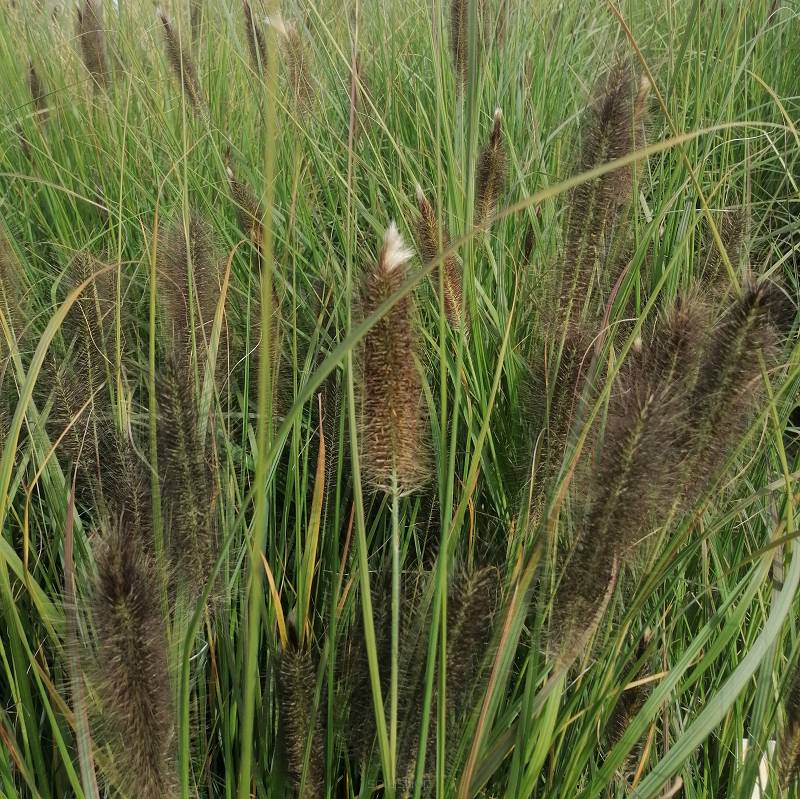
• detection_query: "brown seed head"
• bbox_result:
[157,8,205,113]
[283,23,313,108]
[28,62,48,122]
[359,223,430,494]
[76,0,109,90]
[683,280,794,502]
[226,163,264,255]
[243,0,267,75]
[278,642,325,798]
[474,108,506,229]
[450,0,467,86]
[90,528,176,798]
[157,215,221,362]
[604,628,653,750]
[415,184,467,329]
[559,59,643,328]
[157,354,218,602]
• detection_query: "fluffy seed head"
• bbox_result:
[780,660,800,789]
[445,566,502,712]
[414,185,467,329]
[75,0,108,90]
[700,208,746,291]
[359,223,430,494]
[89,528,176,798]
[0,228,28,345]
[28,62,48,122]
[683,280,794,503]
[226,161,264,255]
[43,253,116,490]
[380,221,414,273]
[549,543,619,666]
[157,215,221,363]
[158,9,205,112]
[648,289,710,390]
[549,291,713,665]
[157,354,218,602]
[450,0,467,86]
[338,573,394,764]
[558,59,643,328]
[278,642,325,798]
[587,312,702,554]
[282,23,314,108]
[474,108,506,229]
[243,0,267,75]
[605,629,652,750]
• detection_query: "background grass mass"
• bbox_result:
[1,0,800,797]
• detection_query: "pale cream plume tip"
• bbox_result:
[381,222,414,273]
[264,13,288,37]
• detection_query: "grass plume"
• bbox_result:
[450,0,468,86]
[0,227,28,347]
[474,108,506,229]
[75,0,108,90]
[278,638,325,798]
[286,24,314,108]
[700,207,746,290]
[359,222,430,494]
[415,184,467,329]
[226,160,264,255]
[550,292,708,664]
[89,527,176,798]
[243,0,267,75]
[157,8,206,113]
[157,215,222,362]
[683,280,793,503]
[157,353,217,600]
[42,252,115,487]
[558,59,644,328]
[604,629,652,751]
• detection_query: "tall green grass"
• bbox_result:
[0,1,799,797]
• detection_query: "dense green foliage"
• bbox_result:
[0,1,799,797]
